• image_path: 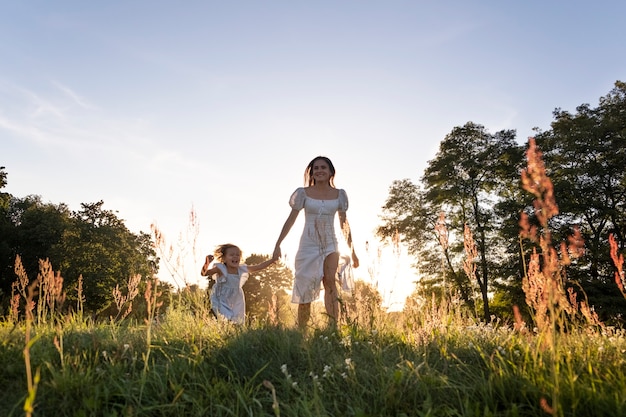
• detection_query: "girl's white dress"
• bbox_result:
[289,187,350,303]
[210,263,249,323]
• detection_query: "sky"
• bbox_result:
[2,1,625,310]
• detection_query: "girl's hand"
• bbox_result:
[273,246,281,260]
[204,255,214,268]
[201,254,214,275]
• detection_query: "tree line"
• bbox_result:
[0,191,159,315]
[377,80,626,324]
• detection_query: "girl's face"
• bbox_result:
[223,247,241,269]
[312,159,332,183]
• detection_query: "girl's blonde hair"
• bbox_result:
[213,243,241,262]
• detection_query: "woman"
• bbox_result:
[273,156,359,328]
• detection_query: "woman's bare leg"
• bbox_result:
[298,303,311,329]
[323,252,340,323]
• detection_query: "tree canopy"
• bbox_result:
[378,81,626,323]
[0,174,158,315]
[242,253,293,321]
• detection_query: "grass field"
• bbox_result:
[1,292,625,417]
[2,139,625,416]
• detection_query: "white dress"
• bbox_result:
[210,263,249,323]
[289,187,349,303]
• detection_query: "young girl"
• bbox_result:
[201,243,278,323]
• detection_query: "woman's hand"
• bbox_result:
[351,251,359,269]
[273,246,282,260]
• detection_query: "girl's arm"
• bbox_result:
[201,255,220,276]
[339,211,359,268]
[247,253,279,273]
[202,266,220,276]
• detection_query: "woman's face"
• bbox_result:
[311,159,333,183]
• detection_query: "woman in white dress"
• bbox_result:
[273,156,359,328]
[201,243,277,323]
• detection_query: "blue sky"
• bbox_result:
[2,1,625,308]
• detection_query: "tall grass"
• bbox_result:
[2,291,625,416]
[1,139,625,416]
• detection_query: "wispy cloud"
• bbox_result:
[0,79,203,176]
[0,114,49,143]
[10,83,67,120]
[51,80,96,110]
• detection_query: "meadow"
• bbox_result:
[2,139,626,417]
[1,285,625,417]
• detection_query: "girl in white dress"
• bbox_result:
[273,156,359,328]
[201,243,277,323]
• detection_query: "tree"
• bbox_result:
[14,196,72,277]
[0,167,13,305]
[423,123,524,320]
[534,81,626,321]
[0,166,7,189]
[51,201,158,313]
[0,194,72,308]
[376,180,462,302]
[377,179,432,256]
[379,122,524,321]
[242,254,293,320]
[0,167,159,316]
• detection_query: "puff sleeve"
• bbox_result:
[289,187,306,210]
[338,189,349,212]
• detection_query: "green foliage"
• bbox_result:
[376,180,446,283]
[0,194,157,315]
[0,166,7,189]
[377,179,431,255]
[52,201,156,312]
[0,195,73,310]
[422,122,524,320]
[243,254,293,321]
[379,81,626,324]
[380,123,525,320]
[14,196,72,279]
[0,167,14,298]
[534,80,626,322]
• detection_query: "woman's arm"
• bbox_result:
[339,212,359,268]
[273,209,299,258]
